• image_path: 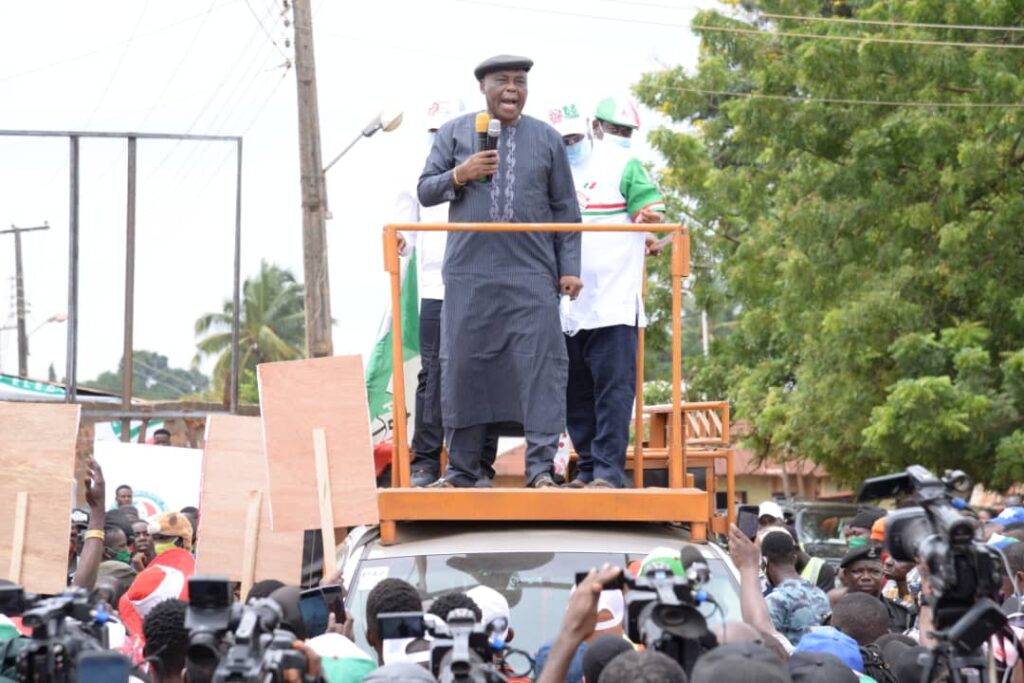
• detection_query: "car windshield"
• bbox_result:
[797,508,858,552]
[345,550,740,660]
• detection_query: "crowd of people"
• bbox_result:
[4,455,1024,682]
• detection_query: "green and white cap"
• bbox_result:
[594,96,641,129]
[547,103,587,137]
[639,546,685,577]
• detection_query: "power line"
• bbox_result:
[82,0,152,129]
[691,22,1024,50]
[657,84,1024,109]
[453,0,684,27]
[136,0,220,131]
[243,0,290,59]
[599,0,1024,32]
[757,11,1024,34]
[0,0,242,83]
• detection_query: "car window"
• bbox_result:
[346,551,739,659]
[796,509,857,556]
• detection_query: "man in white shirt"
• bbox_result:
[553,99,665,488]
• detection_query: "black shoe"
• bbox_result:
[528,473,558,489]
[412,469,439,487]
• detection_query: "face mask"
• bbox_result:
[604,132,632,150]
[154,540,178,555]
[848,536,869,549]
[113,549,131,564]
[565,139,591,168]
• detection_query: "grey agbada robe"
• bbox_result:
[418,113,581,435]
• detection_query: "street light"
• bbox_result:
[322,108,404,175]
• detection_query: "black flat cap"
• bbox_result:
[839,544,882,569]
[474,54,533,80]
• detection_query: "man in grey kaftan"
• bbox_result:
[417,54,582,488]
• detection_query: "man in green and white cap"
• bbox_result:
[592,95,641,149]
[550,100,665,488]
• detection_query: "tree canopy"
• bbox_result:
[194,260,305,403]
[84,350,208,400]
[635,0,1024,486]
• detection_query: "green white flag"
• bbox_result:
[366,252,420,444]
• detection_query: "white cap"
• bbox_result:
[466,585,511,642]
[547,103,587,138]
[758,500,784,521]
[595,589,625,632]
[425,100,465,131]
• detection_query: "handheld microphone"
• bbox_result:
[475,112,490,153]
[483,119,501,182]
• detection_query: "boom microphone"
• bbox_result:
[678,545,710,585]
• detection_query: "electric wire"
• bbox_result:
[0,0,242,83]
[243,0,290,59]
[655,85,1024,109]
[82,0,152,130]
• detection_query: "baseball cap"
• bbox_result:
[465,585,510,642]
[595,589,625,631]
[639,546,685,577]
[788,651,858,683]
[870,516,886,543]
[594,96,641,129]
[690,642,791,683]
[992,507,1024,527]
[794,627,863,672]
[548,103,587,138]
[759,501,785,521]
[839,545,882,569]
[425,100,465,131]
[148,510,193,551]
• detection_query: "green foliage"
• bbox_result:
[84,350,209,400]
[635,0,1024,486]
[194,261,306,403]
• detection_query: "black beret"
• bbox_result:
[474,54,533,81]
[839,544,882,569]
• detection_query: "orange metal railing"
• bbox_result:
[382,223,690,490]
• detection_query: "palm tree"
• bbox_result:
[195,261,306,402]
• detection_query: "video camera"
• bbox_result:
[376,608,509,682]
[859,466,1009,677]
[185,576,318,683]
[614,545,717,675]
[0,584,133,683]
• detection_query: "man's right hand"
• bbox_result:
[455,151,499,184]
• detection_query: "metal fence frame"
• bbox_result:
[0,130,244,431]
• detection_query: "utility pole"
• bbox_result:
[292,0,333,358]
[1,222,50,377]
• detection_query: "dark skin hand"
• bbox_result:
[453,150,499,186]
[73,458,106,590]
[536,564,622,683]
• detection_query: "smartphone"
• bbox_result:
[0,586,25,616]
[299,587,330,638]
[574,571,626,590]
[321,584,346,625]
[377,611,425,640]
[736,505,759,540]
[77,651,130,683]
[189,576,232,610]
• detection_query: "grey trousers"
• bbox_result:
[444,424,559,487]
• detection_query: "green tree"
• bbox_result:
[84,350,209,400]
[634,0,1024,486]
[194,261,306,402]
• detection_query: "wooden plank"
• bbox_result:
[258,356,379,532]
[0,402,79,594]
[8,492,28,584]
[240,490,262,602]
[377,488,709,524]
[312,428,337,580]
[196,415,303,585]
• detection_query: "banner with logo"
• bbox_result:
[93,441,202,519]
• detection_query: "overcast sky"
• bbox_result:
[0,0,723,388]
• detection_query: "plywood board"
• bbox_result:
[0,402,80,593]
[195,415,303,585]
[258,356,380,532]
